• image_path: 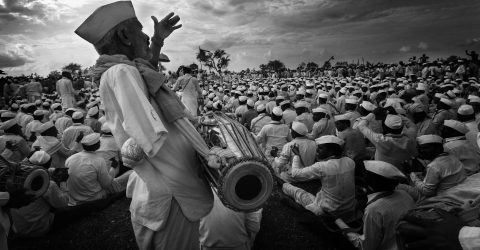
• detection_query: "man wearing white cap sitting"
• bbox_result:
[250,104,271,135]
[307,107,335,140]
[317,93,338,117]
[294,101,314,132]
[66,133,132,206]
[398,134,466,199]
[442,120,480,175]
[84,106,102,133]
[0,119,30,163]
[273,121,316,182]
[407,103,436,137]
[456,104,479,151]
[334,113,366,161]
[240,99,257,130]
[62,111,94,150]
[432,98,456,133]
[97,123,121,176]
[55,108,75,138]
[76,2,213,249]
[356,113,417,170]
[235,96,249,119]
[24,109,46,141]
[282,136,356,221]
[279,100,296,126]
[343,98,361,126]
[10,151,68,237]
[49,103,64,123]
[345,160,415,250]
[255,107,291,162]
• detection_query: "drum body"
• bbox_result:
[0,157,50,197]
[199,112,274,212]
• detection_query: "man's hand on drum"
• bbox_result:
[6,188,35,209]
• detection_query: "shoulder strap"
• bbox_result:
[251,114,266,129]
[179,76,193,92]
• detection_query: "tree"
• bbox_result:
[306,62,318,71]
[189,63,199,73]
[62,63,82,75]
[0,70,6,75]
[266,60,285,73]
[196,47,230,76]
[297,62,306,71]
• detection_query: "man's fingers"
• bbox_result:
[171,24,182,30]
[161,12,175,22]
[151,16,159,24]
[168,15,180,25]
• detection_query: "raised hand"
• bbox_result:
[151,12,182,42]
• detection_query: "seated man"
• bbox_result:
[84,106,102,133]
[335,113,367,161]
[66,133,132,206]
[282,135,356,221]
[345,160,415,250]
[199,191,262,250]
[62,111,94,150]
[255,107,291,163]
[442,120,480,175]
[272,121,317,182]
[0,119,31,163]
[398,134,467,199]
[307,107,335,140]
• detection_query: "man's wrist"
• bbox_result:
[151,36,164,47]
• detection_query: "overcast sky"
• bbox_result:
[1,0,479,76]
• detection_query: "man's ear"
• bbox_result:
[116,27,132,46]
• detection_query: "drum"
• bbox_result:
[199,112,274,212]
[0,157,50,197]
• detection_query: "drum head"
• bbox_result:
[24,168,50,197]
[220,158,273,212]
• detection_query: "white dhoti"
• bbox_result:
[132,198,200,250]
[61,94,75,109]
[181,95,198,117]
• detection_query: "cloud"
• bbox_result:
[399,46,411,52]
[0,49,33,68]
[418,42,429,50]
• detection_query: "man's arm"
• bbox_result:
[357,113,385,146]
[290,155,324,181]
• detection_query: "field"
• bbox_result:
[9,187,355,250]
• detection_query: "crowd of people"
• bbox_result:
[2,1,480,250]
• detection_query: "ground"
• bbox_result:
[9,187,356,250]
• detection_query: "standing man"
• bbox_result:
[25,77,43,103]
[76,2,213,249]
[56,72,76,110]
[173,66,202,117]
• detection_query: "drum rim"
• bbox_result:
[24,168,50,197]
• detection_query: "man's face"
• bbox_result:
[127,20,152,60]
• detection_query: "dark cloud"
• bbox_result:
[0,50,32,68]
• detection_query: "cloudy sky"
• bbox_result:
[1,0,479,76]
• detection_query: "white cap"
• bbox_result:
[213,101,222,110]
[468,95,480,103]
[87,106,99,117]
[38,122,55,133]
[384,115,403,130]
[256,104,266,112]
[443,120,468,134]
[86,100,99,109]
[439,98,453,107]
[0,119,17,130]
[318,93,328,99]
[29,151,51,165]
[51,103,61,110]
[315,135,344,146]
[239,96,248,102]
[208,93,215,99]
[345,98,358,105]
[275,96,285,101]
[457,105,474,116]
[417,134,443,145]
[408,103,425,113]
[81,133,101,146]
[72,111,84,120]
[291,121,308,136]
[296,89,306,95]
[279,100,290,106]
[272,107,283,116]
[312,107,327,114]
[75,1,137,45]
[334,113,350,121]
[101,123,111,133]
[294,101,309,109]
[364,160,406,180]
[33,110,44,116]
[1,112,16,119]
[360,101,376,111]
[247,99,255,107]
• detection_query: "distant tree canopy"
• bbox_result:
[196,48,230,75]
[62,63,82,74]
[266,60,286,73]
[0,69,6,75]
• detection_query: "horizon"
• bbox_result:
[1,0,480,76]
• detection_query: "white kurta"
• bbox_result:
[99,64,212,232]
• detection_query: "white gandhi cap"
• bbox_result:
[75,1,137,45]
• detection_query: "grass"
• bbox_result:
[9,186,356,250]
